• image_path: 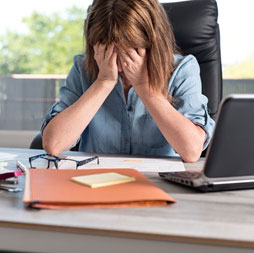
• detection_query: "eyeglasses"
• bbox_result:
[29,153,99,170]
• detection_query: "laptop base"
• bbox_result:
[159,172,254,192]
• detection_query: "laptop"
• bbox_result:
[159,94,254,192]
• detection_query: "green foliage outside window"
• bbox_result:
[0,5,253,79]
[0,6,86,75]
[223,58,254,79]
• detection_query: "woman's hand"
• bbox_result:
[119,48,149,89]
[94,43,118,87]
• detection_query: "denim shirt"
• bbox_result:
[41,54,215,157]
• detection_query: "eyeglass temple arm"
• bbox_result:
[79,156,99,166]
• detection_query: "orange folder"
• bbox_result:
[23,168,175,209]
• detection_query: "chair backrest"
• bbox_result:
[162,0,222,120]
[30,132,43,149]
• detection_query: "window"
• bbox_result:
[0,0,253,148]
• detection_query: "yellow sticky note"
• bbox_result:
[71,172,136,188]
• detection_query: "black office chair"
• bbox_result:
[163,0,222,120]
[30,0,222,152]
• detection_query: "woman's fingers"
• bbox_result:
[97,43,107,59]
[110,50,118,66]
[95,43,116,61]
[119,50,133,67]
[94,42,119,85]
[119,53,129,68]
[93,42,99,55]
[123,48,137,62]
[94,44,146,62]
[117,47,148,88]
[137,48,146,57]
[94,43,105,61]
[119,47,146,66]
[104,44,114,60]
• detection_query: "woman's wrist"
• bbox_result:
[94,78,117,91]
[135,84,164,100]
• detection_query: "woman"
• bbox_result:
[42,0,215,162]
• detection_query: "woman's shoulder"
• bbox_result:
[72,54,86,72]
[73,54,86,62]
[63,54,92,92]
[170,54,199,81]
[68,54,91,81]
[173,54,199,73]
[169,54,201,95]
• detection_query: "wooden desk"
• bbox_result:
[0,147,254,253]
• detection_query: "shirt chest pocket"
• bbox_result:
[142,114,168,148]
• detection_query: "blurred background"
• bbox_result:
[0,0,253,148]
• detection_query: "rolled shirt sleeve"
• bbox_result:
[170,54,215,150]
[41,55,86,145]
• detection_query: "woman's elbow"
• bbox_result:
[42,133,61,156]
[43,143,58,156]
[182,152,201,163]
[182,128,206,162]
[181,144,203,163]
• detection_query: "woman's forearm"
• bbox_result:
[43,80,114,155]
[136,88,206,162]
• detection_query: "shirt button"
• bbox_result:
[125,138,130,144]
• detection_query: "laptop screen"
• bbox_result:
[203,95,254,178]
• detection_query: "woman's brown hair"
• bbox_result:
[84,0,179,98]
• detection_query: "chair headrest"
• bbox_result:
[163,0,222,119]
